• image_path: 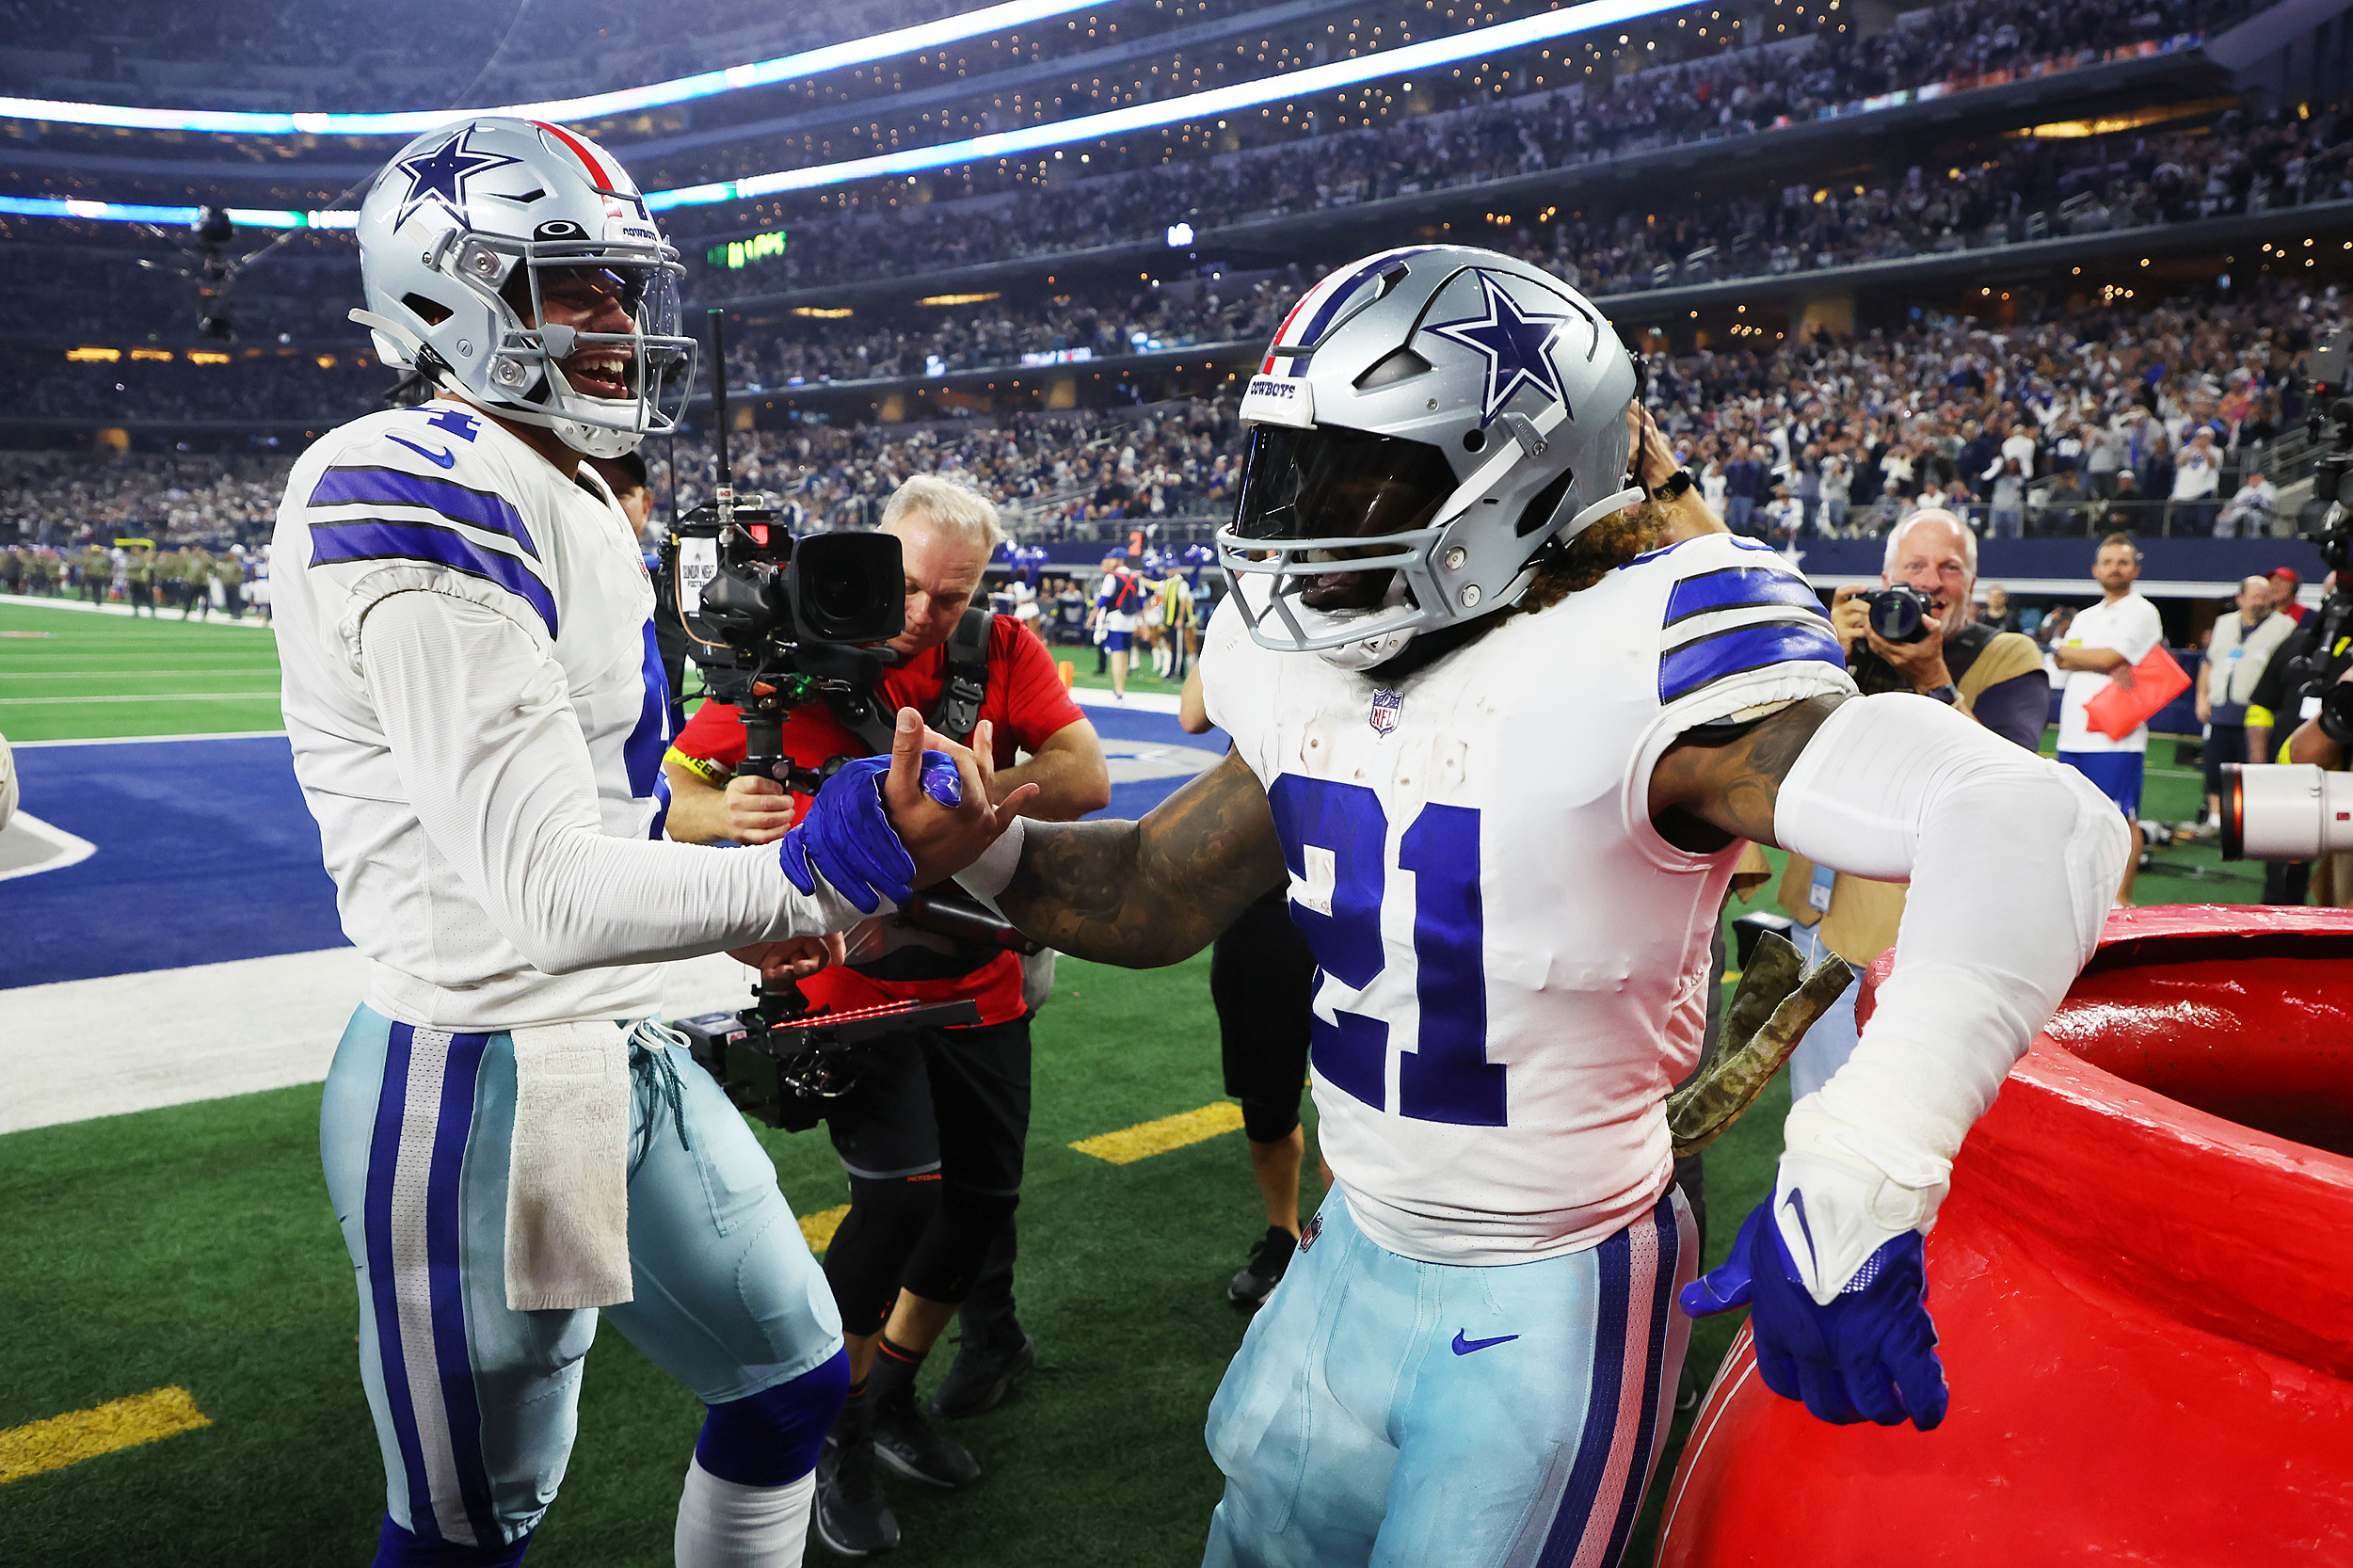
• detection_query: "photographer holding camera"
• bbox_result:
[662,473,1109,1557]
[1776,508,2048,1095]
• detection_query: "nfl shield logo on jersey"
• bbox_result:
[1369,689,1402,736]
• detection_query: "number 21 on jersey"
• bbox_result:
[1267,775,1506,1127]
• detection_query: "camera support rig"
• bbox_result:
[675,983,983,1130]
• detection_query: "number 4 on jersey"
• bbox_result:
[1268,776,1506,1127]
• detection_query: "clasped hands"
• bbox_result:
[730,708,1035,982]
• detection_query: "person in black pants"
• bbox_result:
[1210,887,1321,1309]
[1183,664,1323,1307]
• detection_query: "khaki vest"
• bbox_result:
[1777,631,2045,967]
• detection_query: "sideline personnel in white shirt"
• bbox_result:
[2051,531,2164,900]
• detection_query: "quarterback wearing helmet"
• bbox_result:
[952,247,2128,1565]
[277,119,1022,1568]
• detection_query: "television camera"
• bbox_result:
[657,309,1036,1127]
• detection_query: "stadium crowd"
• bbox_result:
[1641,280,2323,542]
[692,0,2214,294]
[2,276,2330,548]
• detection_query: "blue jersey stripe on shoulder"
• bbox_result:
[311,520,558,637]
[1660,618,1843,705]
[1663,566,1830,627]
[1625,533,1781,571]
[310,466,540,559]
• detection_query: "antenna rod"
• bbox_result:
[709,306,733,528]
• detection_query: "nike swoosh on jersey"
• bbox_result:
[385,434,457,469]
[1450,1330,1520,1355]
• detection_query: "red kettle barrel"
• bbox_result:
[1657,906,2353,1566]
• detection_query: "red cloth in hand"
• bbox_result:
[2084,645,2190,740]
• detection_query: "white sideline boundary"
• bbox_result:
[0,948,758,1135]
[0,591,276,627]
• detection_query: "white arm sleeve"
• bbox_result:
[360,589,879,974]
[1768,692,2130,1301]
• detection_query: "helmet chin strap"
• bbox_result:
[1309,576,1419,671]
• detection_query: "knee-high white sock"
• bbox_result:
[675,1459,815,1568]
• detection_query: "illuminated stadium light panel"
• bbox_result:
[0,0,1113,135]
[0,0,1692,229]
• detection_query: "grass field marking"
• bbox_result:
[0,693,285,707]
[11,729,291,748]
[0,1385,212,1484]
[799,1204,850,1254]
[0,669,281,680]
[1071,1100,1245,1165]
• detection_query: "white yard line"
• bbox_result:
[11,729,290,748]
[0,693,281,706]
[0,593,275,628]
[0,948,758,1134]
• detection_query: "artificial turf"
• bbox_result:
[0,592,2259,1564]
[0,598,281,743]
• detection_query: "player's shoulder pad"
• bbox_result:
[1635,533,1849,712]
[296,404,556,640]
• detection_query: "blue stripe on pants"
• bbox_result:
[364,1022,440,1543]
[1595,1197,1682,1567]
[426,1031,502,1550]
[1541,1225,1632,1566]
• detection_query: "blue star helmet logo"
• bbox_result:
[391,126,523,232]
[1425,272,1580,425]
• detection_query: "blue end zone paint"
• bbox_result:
[2,710,1218,990]
[3,736,348,988]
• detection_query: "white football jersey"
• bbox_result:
[1204,533,1854,1265]
[273,402,675,1029]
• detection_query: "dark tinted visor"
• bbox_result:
[1232,424,1460,542]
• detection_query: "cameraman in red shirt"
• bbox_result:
[664,476,1108,1556]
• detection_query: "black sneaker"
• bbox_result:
[813,1430,900,1558]
[872,1386,981,1491]
[1228,1225,1298,1311]
[929,1326,1035,1421]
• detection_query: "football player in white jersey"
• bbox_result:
[952,247,2129,1567]
[275,118,1024,1568]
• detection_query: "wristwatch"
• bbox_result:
[1922,683,1960,705]
[1648,468,1696,503]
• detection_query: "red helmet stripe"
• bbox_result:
[531,120,615,190]
[1263,295,1315,375]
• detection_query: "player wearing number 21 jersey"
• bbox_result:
[951,246,2127,1568]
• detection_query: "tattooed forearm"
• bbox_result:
[996,748,1289,968]
[1649,693,1849,852]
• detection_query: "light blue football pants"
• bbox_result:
[1203,1187,1695,1568]
[319,1005,842,1551]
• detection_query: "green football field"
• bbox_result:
[0,593,2261,1564]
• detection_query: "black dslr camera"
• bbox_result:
[1856,584,1937,645]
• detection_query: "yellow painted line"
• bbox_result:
[0,1386,211,1483]
[799,1204,849,1255]
[1071,1100,1244,1165]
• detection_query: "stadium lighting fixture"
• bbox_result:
[647,0,1687,209]
[0,0,1110,135]
[5,0,1689,229]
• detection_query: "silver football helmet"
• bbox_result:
[1219,246,1642,664]
[351,116,696,458]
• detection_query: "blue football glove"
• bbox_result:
[775,752,962,912]
[1680,1199,1949,1431]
